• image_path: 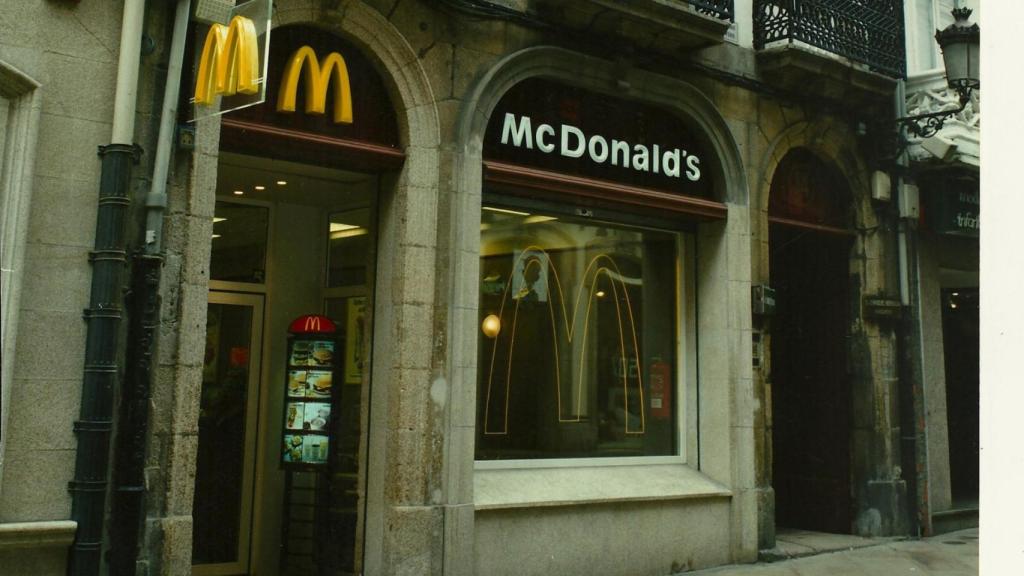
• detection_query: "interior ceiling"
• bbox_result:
[216,152,377,207]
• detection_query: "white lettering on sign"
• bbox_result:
[501,112,534,149]
[955,211,979,230]
[561,124,586,158]
[958,191,979,205]
[536,123,555,153]
[500,112,702,182]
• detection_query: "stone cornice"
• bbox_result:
[0,521,77,550]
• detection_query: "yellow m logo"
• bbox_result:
[304,316,322,332]
[193,15,260,106]
[276,46,353,124]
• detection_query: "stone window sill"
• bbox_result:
[474,463,730,510]
[0,521,77,550]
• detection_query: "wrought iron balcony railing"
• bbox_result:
[691,0,735,21]
[754,0,905,78]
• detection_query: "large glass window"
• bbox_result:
[476,204,681,460]
[210,201,269,284]
[327,207,372,288]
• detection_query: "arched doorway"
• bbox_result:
[190,24,402,576]
[769,148,854,533]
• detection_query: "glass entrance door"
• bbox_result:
[193,292,265,575]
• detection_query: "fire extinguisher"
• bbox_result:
[649,357,671,419]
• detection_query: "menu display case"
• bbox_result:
[281,315,340,469]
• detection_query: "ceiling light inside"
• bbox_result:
[233,190,244,195]
[213,217,227,223]
[276,180,288,186]
[524,215,558,224]
[254,185,265,191]
[330,227,369,240]
[329,222,360,233]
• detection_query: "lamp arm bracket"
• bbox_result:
[895,87,971,140]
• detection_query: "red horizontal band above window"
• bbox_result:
[483,160,728,220]
[221,118,406,171]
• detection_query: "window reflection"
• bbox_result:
[327,208,371,288]
[210,202,269,283]
[477,206,679,460]
[193,303,253,563]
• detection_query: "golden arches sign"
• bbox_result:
[303,316,322,332]
[482,247,646,436]
[276,46,353,124]
[193,15,260,106]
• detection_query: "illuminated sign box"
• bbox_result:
[191,0,272,121]
[925,180,980,238]
[281,315,339,470]
[484,77,714,199]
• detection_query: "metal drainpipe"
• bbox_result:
[68,0,146,575]
[108,0,192,573]
[893,78,930,537]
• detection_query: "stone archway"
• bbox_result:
[767,146,855,533]
[755,119,908,538]
[273,4,446,575]
[446,45,756,567]
[162,2,443,575]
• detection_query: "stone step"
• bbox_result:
[932,506,979,535]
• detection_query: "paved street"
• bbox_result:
[683,529,978,575]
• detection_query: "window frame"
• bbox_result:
[474,193,698,470]
[0,61,42,491]
[208,197,274,294]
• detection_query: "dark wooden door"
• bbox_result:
[941,287,979,506]
[770,224,852,533]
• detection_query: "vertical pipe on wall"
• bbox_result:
[893,78,930,537]
[896,79,911,307]
[143,0,191,256]
[68,1,146,575]
[110,1,146,147]
[109,1,192,573]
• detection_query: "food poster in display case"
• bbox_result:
[344,297,367,384]
[282,433,330,465]
[281,315,341,470]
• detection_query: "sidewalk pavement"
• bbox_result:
[683,528,978,575]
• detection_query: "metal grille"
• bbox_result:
[690,0,735,21]
[194,0,235,25]
[754,0,905,78]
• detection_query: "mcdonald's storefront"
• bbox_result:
[156,7,754,576]
[0,2,942,575]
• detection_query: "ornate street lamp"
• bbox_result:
[897,7,980,139]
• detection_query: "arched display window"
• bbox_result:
[475,77,727,464]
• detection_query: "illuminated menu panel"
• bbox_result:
[281,337,337,468]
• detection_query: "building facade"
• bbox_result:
[0,1,976,575]
[902,0,980,537]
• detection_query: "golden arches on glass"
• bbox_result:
[482,246,646,436]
